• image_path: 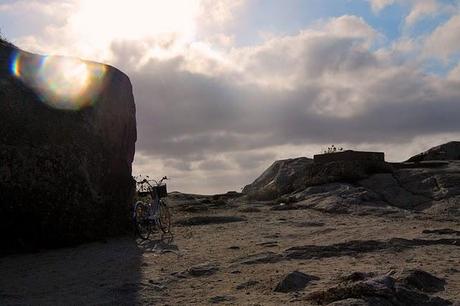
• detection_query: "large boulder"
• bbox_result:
[0,41,136,253]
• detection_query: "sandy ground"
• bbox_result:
[1,196,459,305]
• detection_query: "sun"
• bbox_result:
[69,0,201,60]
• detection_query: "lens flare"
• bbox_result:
[10,51,107,110]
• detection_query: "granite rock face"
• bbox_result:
[0,40,137,253]
[242,157,313,200]
[242,157,390,201]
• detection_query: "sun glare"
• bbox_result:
[70,0,200,59]
[11,51,107,110]
[40,56,90,99]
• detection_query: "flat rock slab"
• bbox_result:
[234,251,283,265]
[175,216,246,226]
[274,271,319,293]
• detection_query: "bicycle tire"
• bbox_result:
[133,201,151,240]
[158,200,172,234]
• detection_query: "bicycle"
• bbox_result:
[133,176,172,240]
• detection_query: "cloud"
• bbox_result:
[4,2,460,193]
[228,15,378,89]
[424,14,460,60]
[370,0,453,26]
[123,15,460,193]
[405,0,440,25]
[370,0,395,13]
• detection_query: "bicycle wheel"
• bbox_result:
[133,201,151,240]
[158,200,171,233]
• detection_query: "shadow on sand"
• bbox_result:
[0,234,178,305]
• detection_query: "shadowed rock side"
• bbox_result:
[0,41,137,253]
[408,141,460,162]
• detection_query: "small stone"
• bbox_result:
[187,263,219,277]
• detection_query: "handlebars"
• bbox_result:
[136,176,168,187]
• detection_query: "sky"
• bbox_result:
[2,0,460,194]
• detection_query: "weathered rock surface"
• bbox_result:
[0,41,136,253]
[274,271,319,293]
[243,157,391,201]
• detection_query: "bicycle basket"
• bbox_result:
[152,184,167,198]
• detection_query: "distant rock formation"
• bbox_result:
[243,155,390,201]
[407,141,460,162]
[0,41,136,253]
[243,143,460,218]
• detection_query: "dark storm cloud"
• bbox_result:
[124,49,460,160]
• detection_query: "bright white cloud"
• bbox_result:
[424,14,460,60]
[9,0,244,63]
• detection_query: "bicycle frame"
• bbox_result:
[135,176,169,230]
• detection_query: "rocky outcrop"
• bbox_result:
[242,157,313,200]
[0,42,136,253]
[243,145,460,216]
[243,157,390,201]
[308,270,452,305]
[408,141,460,162]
